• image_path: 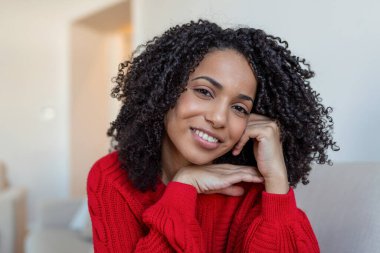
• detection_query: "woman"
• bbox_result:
[87,20,338,252]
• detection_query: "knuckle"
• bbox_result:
[264,122,279,135]
[263,126,273,136]
[244,167,255,174]
[267,121,278,130]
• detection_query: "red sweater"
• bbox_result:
[87,152,319,253]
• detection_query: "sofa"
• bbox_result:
[294,162,380,253]
[0,162,27,253]
[24,197,92,253]
[25,162,380,253]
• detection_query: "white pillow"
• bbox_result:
[69,199,92,240]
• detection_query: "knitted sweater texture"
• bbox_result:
[87,152,319,252]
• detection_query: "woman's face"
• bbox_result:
[163,49,257,167]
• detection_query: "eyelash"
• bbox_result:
[232,105,249,115]
[194,88,249,116]
[194,88,213,98]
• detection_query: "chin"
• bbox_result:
[185,150,229,166]
[185,156,212,166]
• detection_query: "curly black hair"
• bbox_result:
[107,20,339,191]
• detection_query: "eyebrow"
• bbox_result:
[191,76,255,104]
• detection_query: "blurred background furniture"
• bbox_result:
[295,163,380,253]
[24,197,92,253]
[0,161,27,253]
[23,162,380,253]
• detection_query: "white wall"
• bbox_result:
[0,0,124,223]
[132,0,380,162]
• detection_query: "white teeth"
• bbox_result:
[194,129,218,143]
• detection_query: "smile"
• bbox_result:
[191,128,219,143]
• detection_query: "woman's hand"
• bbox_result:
[232,113,289,194]
[173,164,264,196]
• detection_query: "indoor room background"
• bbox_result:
[1,0,379,239]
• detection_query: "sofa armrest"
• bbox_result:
[35,198,84,229]
[0,187,27,253]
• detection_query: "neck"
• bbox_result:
[161,134,191,184]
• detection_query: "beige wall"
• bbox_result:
[70,12,131,196]
[132,0,380,162]
[70,25,109,196]
[0,0,126,223]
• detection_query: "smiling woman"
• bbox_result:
[163,50,256,170]
[87,20,338,252]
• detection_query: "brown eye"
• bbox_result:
[194,88,213,98]
[232,105,249,115]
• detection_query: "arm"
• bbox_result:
[228,187,319,253]
[87,160,205,253]
[229,113,319,251]
[170,113,319,252]
[140,182,204,252]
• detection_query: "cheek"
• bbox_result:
[164,94,196,131]
[174,92,202,117]
[164,109,173,130]
[229,118,247,142]
[164,94,187,126]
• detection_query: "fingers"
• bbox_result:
[249,113,272,121]
[233,115,280,156]
[178,164,265,196]
[211,166,264,187]
[205,186,245,196]
[209,165,263,178]
[211,164,259,173]
[206,164,264,185]
[205,169,265,196]
[232,133,250,156]
[223,170,264,184]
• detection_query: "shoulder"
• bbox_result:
[87,152,159,221]
[90,151,120,173]
[88,151,122,182]
[87,151,132,196]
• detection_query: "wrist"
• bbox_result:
[264,174,289,194]
[172,170,196,189]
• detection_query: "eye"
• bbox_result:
[193,88,214,98]
[232,105,249,116]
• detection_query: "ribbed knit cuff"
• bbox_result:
[261,188,298,222]
[157,181,198,218]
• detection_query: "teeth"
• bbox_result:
[194,129,218,143]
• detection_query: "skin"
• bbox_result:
[161,49,289,195]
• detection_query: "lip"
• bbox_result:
[190,127,224,143]
[191,129,221,150]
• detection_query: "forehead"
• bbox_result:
[189,49,257,96]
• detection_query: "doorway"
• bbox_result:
[70,1,132,196]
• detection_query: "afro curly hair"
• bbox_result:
[107,19,339,191]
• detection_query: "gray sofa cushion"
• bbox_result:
[25,228,92,253]
[295,163,380,253]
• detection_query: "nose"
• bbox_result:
[205,103,228,128]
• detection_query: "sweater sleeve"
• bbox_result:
[139,182,204,252]
[87,160,205,253]
[230,188,320,253]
